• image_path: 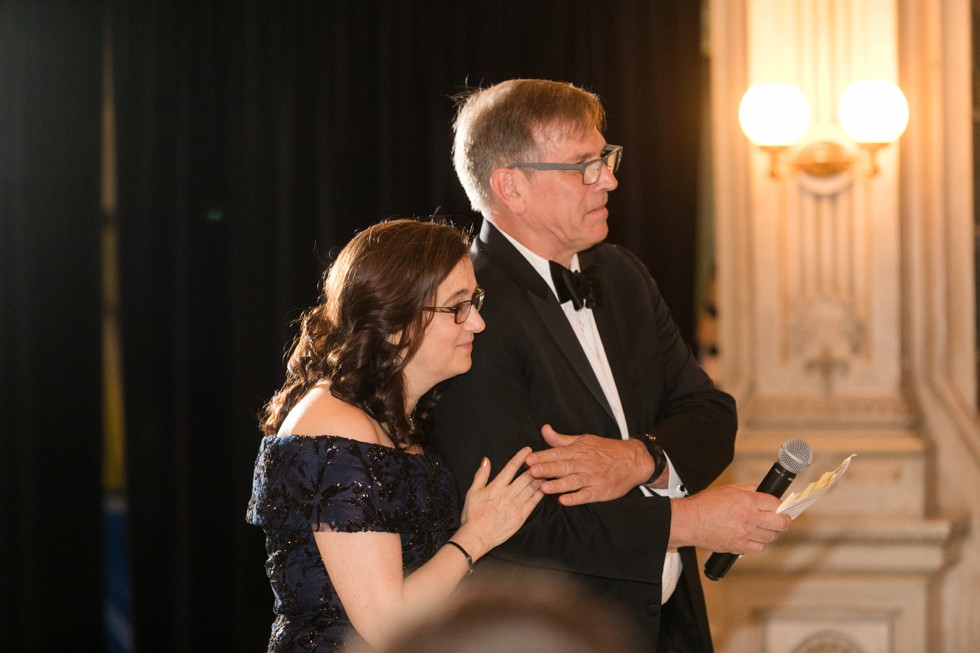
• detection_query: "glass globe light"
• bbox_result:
[738,83,811,147]
[838,80,909,144]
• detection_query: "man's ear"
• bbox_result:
[489,167,527,215]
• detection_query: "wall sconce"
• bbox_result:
[739,80,909,179]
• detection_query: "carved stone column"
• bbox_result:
[704,1,972,651]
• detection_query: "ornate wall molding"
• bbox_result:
[706,0,976,651]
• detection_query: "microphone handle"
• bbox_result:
[703,463,797,581]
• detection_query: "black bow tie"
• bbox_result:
[549,261,602,310]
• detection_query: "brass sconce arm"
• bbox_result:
[741,81,908,182]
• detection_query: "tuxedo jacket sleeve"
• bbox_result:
[429,221,737,586]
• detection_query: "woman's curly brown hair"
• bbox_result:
[259,218,472,448]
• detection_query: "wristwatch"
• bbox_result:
[634,432,667,485]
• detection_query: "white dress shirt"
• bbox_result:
[496,227,685,603]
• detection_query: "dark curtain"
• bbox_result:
[2,1,702,651]
[0,2,105,651]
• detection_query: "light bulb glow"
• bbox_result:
[838,80,909,144]
[738,83,811,147]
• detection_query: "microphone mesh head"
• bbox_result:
[778,439,813,473]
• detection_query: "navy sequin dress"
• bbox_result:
[246,435,460,652]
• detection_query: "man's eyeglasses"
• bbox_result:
[423,288,485,324]
[504,144,623,185]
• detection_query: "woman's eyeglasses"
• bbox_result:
[423,288,485,324]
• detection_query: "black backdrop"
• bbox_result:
[1,2,105,652]
[2,1,704,651]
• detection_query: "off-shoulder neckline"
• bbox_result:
[265,433,432,457]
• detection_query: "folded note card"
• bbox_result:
[777,454,856,519]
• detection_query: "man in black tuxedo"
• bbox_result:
[429,79,791,652]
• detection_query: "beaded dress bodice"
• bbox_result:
[247,435,459,652]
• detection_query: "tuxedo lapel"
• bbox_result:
[476,222,616,422]
[581,248,640,435]
[527,292,616,421]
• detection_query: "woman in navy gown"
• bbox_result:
[247,219,543,652]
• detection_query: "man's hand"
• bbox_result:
[523,424,655,506]
[669,483,792,553]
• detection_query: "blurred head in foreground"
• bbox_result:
[350,569,644,653]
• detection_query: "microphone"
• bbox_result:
[703,438,813,581]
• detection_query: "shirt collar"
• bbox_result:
[490,222,581,299]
